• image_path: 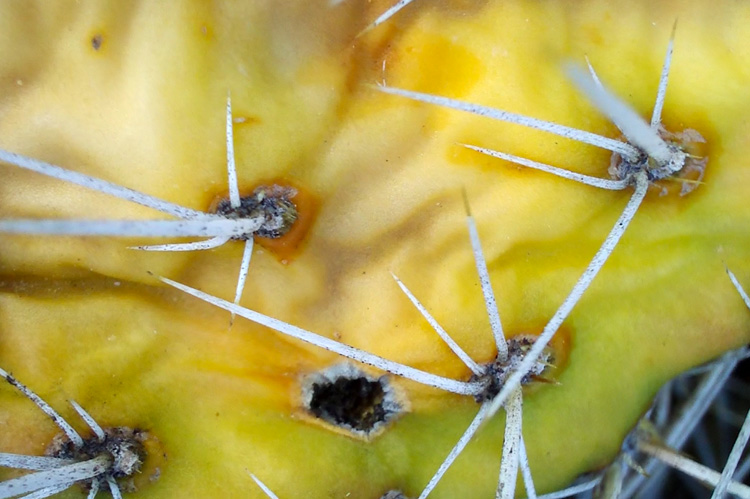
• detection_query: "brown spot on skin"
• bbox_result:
[198,24,214,41]
[91,34,103,51]
[232,115,262,127]
[545,326,572,375]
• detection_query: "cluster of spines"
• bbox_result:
[1,6,749,499]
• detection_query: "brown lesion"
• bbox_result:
[91,34,103,51]
[232,115,262,128]
[547,326,572,376]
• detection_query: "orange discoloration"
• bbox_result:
[548,326,572,376]
[508,326,572,385]
[257,181,318,263]
[131,430,166,491]
[232,115,262,128]
[208,180,318,262]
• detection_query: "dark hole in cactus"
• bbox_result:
[303,364,404,437]
[309,376,386,432]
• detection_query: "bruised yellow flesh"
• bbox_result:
[1,0,750,498]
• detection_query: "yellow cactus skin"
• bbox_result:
[1,1,750,497]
